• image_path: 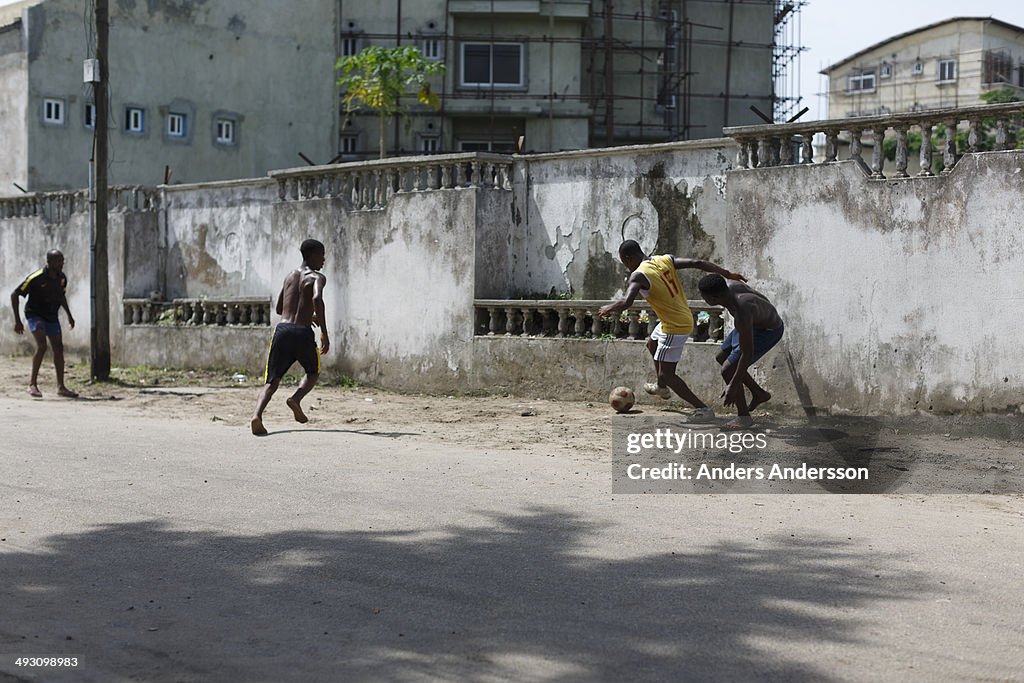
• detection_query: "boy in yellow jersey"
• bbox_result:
[598,240,746,419]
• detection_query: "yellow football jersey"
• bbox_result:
[636,255,694,334]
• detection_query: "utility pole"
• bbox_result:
[91,0,110,380]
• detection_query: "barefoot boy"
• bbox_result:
[598,240,746,418]
[697,274,784,429]
[251,239,330,436]
[10,250,78,398]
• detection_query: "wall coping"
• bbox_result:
[268,152,513,179]
[159,178,276,193]
[517,137,738,162]
[723,101,1024,138]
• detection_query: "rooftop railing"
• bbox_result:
[0,185,159,221]
[268,152,513,210]
[474,299,727,343]
[723,102,1024,179]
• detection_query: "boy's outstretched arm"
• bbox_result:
[671,256,746,282]
[598,273,645,318]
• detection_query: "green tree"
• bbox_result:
[335,46,446,159]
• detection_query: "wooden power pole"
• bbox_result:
[91,0,111,380]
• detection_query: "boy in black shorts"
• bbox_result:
[251,240,330,436]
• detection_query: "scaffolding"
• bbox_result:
[771,0,807,122]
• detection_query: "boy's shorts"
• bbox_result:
[721,323,785,367]
[26,316,61,337]
[264,323,319,383]
[650,322,689,364]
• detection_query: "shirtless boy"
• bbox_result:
[251,239,330,436]
[697,274,784,429]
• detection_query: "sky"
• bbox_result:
[3,0,1023,123]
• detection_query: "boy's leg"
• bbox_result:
[286,372,318,424]
[251,378,281,435]
[29,326,47,397]
[657,360,708,410]
[50,332,77,397]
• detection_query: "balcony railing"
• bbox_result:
[0,185,158,220]
[269,152,513,210]
[123,298,272,327]
[474,299,726,342]
[723,101,1024,179]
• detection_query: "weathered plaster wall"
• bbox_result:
[728,151,1024,415]
[511,139,737,300]
[270,188,484,390]
[162,180,276,299]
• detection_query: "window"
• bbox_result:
[983,50,1012,84]
[937,59,957,83]
[84,103,96,129]
[421,37,441,60]
[43,98,64,124]
[126,107,144,133]
[879,62,892,79]
[341,34,360,57]
[458,140,516,153]
[215,118,235,144]
[657,92,676,110]
[167,113,186,137]
[847,70,876,93]
[420,136,439,153]
[340,135,358,155]
[912,60,924,76]
[460,42,524,87]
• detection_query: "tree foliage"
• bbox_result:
[335,46,446,158]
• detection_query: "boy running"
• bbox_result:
[251,239,330,436]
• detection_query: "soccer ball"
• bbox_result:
[609,386,635,413]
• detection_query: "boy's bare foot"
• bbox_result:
[720,416,755,431]
[250,416,268,436]
[286,397,309,424]
[748,390,771,413]
[58,386,79,398]
[27,385,42,398]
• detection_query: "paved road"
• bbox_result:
[1,397,1022,682]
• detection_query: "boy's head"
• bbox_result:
[300,239,326,270]
[617,240,644,272]
[45,249,64,272]
[697,273,730,305]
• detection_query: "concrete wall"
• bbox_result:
[20,0,338,193]
[727,151,1024,415]
[161,180,277,300]
[511,138,737,299]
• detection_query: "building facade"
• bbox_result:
[822,17,1024,119]
[0,0,339,196]
[338,0,779,158]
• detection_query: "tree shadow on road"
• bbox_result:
[0,510,929,682]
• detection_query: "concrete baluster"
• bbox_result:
[871,127,886,179]
[894,126,909,178]
[941,119,957,174]
[918,122,934,176]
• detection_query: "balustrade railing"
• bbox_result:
[123,297,272,327]
[474,299,726,343]
[268,153,513,210]
[724,101,1024,178]
[0,185,158,220]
